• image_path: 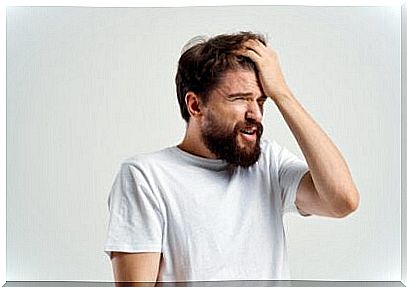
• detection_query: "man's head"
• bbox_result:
[176,32,268,167]
[176,31,266,122]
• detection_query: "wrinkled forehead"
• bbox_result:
[210,68,263,98]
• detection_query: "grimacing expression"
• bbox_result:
[200,69,266,167]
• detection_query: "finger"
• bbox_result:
[245,38,267,48]
[243,39,268,55]
[246,39,279,59]
[236,49,262,63]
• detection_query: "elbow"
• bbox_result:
[333,187,360,218]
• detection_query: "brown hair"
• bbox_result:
[175,31,267,122]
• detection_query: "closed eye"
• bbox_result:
[257,98,267,106]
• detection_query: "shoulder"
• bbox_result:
[109,147,180,197]
[258,139,284,164]
[258,139,303,174]
[260,139,283,154]
[116,147,177,181]
[122,147,175,167]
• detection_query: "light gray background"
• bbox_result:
[401,2,406,286]
[6,6,401,281]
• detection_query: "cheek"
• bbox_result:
[231,107,248,124]
[223,104,247,118]
[211,104,247,128]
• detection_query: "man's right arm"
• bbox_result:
[111,251,162,287]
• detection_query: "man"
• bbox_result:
[104,32,359,283]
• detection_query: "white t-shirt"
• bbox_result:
[104,139,310,282]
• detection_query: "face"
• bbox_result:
[200,69,267,167]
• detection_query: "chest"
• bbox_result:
[153,165,281,241]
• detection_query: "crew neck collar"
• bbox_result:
[169,146,230,171]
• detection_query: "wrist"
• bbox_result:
[270,89,294,104]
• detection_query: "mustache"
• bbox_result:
[235,120,264,136]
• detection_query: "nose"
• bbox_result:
[245,101,263,123]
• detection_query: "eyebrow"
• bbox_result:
[226,93,268,100]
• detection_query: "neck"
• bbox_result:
[178,124,217,159]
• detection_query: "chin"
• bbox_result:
[237,137,257,150]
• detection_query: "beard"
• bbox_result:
[201,110,263,168]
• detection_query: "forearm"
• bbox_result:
[237,38,359,214]
[274,91,359,214]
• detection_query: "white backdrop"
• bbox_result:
[6,5,401,281]
[401,2,406,286]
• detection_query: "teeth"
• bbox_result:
[240,128,255,135]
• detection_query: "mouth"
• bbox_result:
[239,126,257,142]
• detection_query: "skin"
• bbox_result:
[111,39,360,283]
[111,251,161,286]
[178,70,268,159]
[236,39,360,218]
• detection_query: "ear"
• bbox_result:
[185,91,203,119]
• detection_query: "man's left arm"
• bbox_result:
[239,39,360,218]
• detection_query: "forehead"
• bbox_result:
[210,69,262,98]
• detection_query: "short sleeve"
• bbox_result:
[275,143,310,216]
[104,162,163,259]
